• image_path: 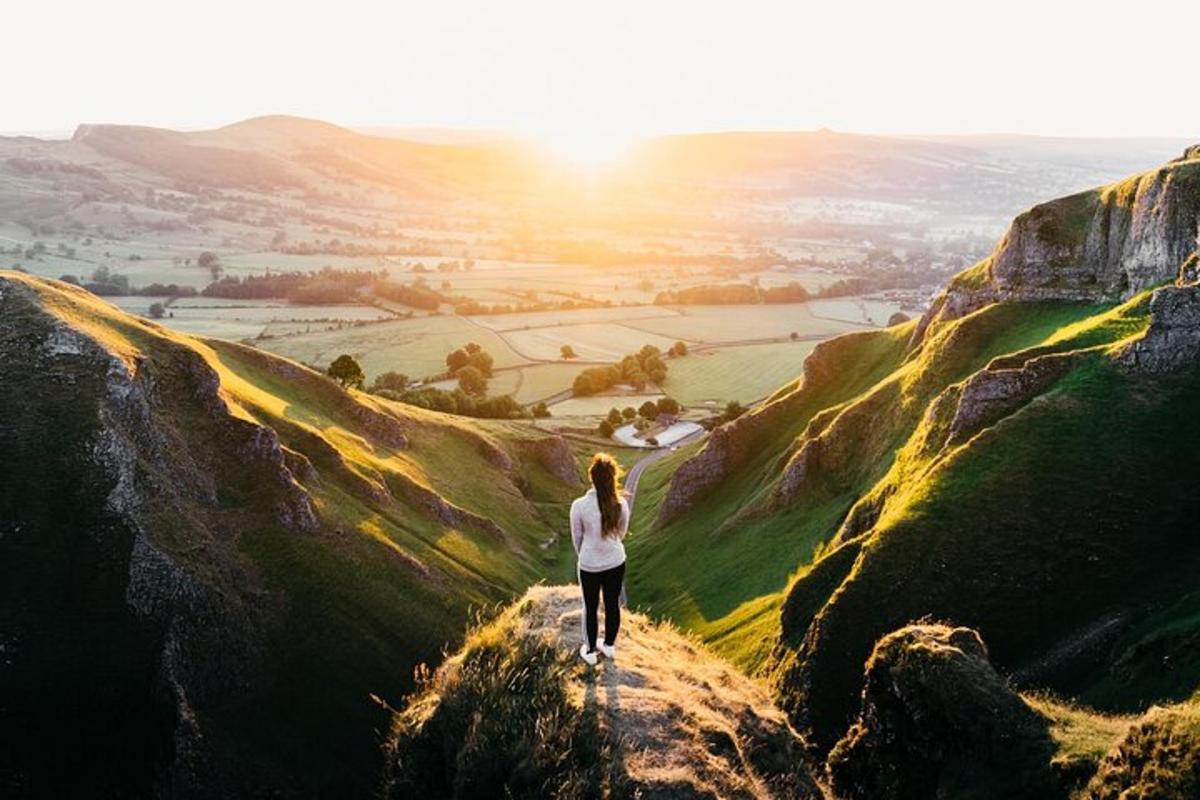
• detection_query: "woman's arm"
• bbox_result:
[617,499,631,541]
[570,500,584,553]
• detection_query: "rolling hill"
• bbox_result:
[0,271,584,797]
[609,144,1200,795]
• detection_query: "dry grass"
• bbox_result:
[388,585,818,799]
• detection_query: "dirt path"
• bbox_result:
[504,586,816,798]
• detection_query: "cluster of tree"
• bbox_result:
[653,281,812,305]
[373,281,445,310]
[279,239,440,257]
[572,345,668,396]
[445,343,495,394]
[597,396,682,437]
[376,387,527,419]
[449,295,612,316]
[71,265,131,296]
[708,401,747,427]
[202,267,382,302]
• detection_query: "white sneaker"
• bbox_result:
[579,644,598,666]
[599,642,616,660]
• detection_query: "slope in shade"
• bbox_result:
[0,271,581,798]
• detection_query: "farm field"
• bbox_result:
[427,362,583,403]
[807,297,906,326]
[260,314,530,378]
[547,393,666,417]
[100,296,395,339]
[502,322,680,361]
[466,304,677,331]
[621,303,867,343]
[661,340,822,406]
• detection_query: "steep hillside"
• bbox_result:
[0,271,581,797]
[626,146,1200,790]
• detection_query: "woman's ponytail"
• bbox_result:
[589,454,623,538]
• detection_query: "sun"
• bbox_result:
[534,124,637,172]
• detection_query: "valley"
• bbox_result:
[4,118,1200,799]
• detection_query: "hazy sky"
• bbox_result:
[5,0,1195,145]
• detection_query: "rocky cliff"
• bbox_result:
[915,146,1200,342]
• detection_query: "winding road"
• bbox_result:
[623,428,707,513]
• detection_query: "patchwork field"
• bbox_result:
[621,303,868,343]
[502,322,680,361]
[547,393,666,417]
[101,296,396,340]
[260,315,530,378]
[662,340,823,406]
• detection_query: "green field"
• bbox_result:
[260,315,531,378]
[504,322,680,361]
[621,303,867,343]
[547,393,666,417]
[662,340,822,405]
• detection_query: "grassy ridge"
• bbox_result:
[0,272,582,795]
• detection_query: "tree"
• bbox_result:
[656,396,680,416]
[446,348,470,374]
[466,349,494,377]
[148,302,165,319]
[597,419,614,438]
[327,354,365,389]
[371,371,409,393]
[722,401,746,422]
[669,341,688,357]
[561,344,578,359]
[622,406,637,421]
[639,401,659,420]
[532,402,551,418]
[888,311,912,326]
[457,365,487,395]
[465,342,482,355]
[607,408,623,426]
[790,331,800,341]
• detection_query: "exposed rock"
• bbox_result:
[827,624,1057,800]
[946,351,1081,445]
[385,471,507,542]
[1119,283,1200,372]
[915,150,1200,343]
[515,434,580,485]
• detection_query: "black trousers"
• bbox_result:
[579,562,626,651]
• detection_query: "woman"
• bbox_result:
[570,453,630,665]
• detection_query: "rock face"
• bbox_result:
[916,147,1200,342]
[515,434,580,485]
[1119,283,1200,372]
[827,625,1057,800]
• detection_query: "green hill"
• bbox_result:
[626,146,1200,779]
[0,271,582,797]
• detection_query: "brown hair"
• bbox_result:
[589,453,623,538]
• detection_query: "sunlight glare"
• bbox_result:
[535,123,638,172]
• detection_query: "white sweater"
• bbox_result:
[570,488,630,572]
